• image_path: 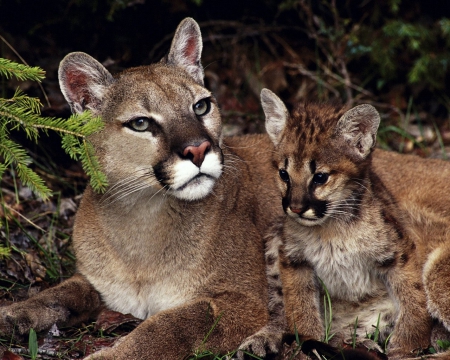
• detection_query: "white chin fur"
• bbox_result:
[170,152,222,201]
[295,217,325,227]
[171,177,217,201]
[287,212,326,227]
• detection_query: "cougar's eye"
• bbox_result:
[128,117,150,132]
[193,98,211,116]
[279,169,290,183]
[313,172,329,184]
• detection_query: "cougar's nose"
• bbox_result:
[183,141,211,167]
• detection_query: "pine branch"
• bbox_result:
[0,136,32,167]
[0,58,45,82]
[0,58,108,199]
[81,140,108,193]
[15,163,52,200]
[0,163,6,181]
[0,136,52,200]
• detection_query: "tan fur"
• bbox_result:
[241,89,450,359]
[0,19,284,359]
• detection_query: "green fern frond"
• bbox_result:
[0,58,45,82]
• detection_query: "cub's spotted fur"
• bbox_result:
[240,89,450,359]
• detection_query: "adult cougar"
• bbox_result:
[0,19,284,359]
[240,89,450,359]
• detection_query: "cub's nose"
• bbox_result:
[183,141,211,167]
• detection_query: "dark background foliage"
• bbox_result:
[1,0,450,131]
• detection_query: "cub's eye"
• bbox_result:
[313,172,329,184]
[279,169,290,183]
[193,98,211,116]
[127,117,150,132]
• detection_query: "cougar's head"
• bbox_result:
[261,89,380,226]
[58,18,223,202]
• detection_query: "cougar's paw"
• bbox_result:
[0,304,33,337]
[0,299,69,338]
[235,326,283,359]
[0,309,14,336]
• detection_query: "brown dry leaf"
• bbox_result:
[6,258,32,283]
[73,334,118,357]
[1,350,24,360]
[25,252,47,279]
[94,309,142,334]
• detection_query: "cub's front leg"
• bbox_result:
[384,253,433,358]
[0,274,102,337]
[238,237,324,359]
[85,292,268,360]
[280,251,324,342]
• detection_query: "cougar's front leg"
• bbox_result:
[385,253,433,358]
[85,292,268,360]
[237,231,287,359]
[280,251,324,341]
[0,273,102,336]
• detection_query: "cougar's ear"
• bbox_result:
[261,88,289,146]
[166,17,204,84]
[336,104,380,158]
[59,52,115,115]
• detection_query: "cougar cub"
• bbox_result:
[240,89,450,359]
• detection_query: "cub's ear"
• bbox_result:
[336,104,380,158]
[58,52,114,115]
[261,88,289,146]
[166,17,204,84]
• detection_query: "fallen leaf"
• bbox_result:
[1,350,24,360]
[94,309,142,334]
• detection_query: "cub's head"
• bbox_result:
[261,89,380,226]
[58,18,223,202]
